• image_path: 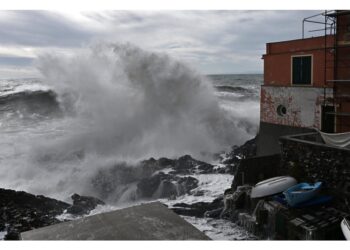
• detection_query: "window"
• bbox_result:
[292,55,312,85]
[277,104,287,117]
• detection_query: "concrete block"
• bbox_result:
[20,202,210,240]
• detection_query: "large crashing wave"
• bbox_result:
[1,43,253,201]
[0,90,61,118]
[36,43,243,161]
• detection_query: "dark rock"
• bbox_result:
[223,156,240,166]
[172,155,216,175]
[0,223,5,232]
[91,161,160,200]
[66,194,105,216]
[136,173,199,199]
[0,188,70,240]
[233,136,257,159]
[172,196,224,218]
[174,155,196,174]
[204,208,223,218]
[223,136,257,170]
[158,157,175,167]
[192,190,205,196]
[234,190,247,209]
[155,180,178,198]
[177,176,199,193]
[71,193,105,208]
[221,185,253,220]
[65,205,86,215]
[172,202,210,217]
[137,173,163,198]
[90,152,221,202]
[4,229,20,240]
[196,162,215,174]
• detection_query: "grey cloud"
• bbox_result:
[0,10,324,75]
[0,11,95,47]
[0,56,33,66]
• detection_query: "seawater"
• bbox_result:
[0,43,261,202]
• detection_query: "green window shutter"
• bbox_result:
[292,56,312,85]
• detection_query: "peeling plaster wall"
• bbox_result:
[261,86,333,129]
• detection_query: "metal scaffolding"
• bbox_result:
[303,10,350,132]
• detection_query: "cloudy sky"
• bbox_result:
[0,10,324,78]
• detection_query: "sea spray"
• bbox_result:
[36,43,239,160]
[0,42,254,201]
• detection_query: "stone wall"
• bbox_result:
[279,132,350,210]
[232,154,281,189]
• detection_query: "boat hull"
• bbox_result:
[283,182,322,207]
[250,176,297,198]
[274,194,332,208]
[341,218,350,240]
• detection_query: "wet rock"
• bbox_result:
[196,162,215,174]
[192,190,205,196]
[154,180,178,199]
[178,176,199,193]
[136,173,199,199]
[172,196,224,218]
[223,156,240,166]
[4,229,20,240]
[91,154,219,202]
[221,136,257,174]
[0,188,70,240]
[91,160,163,200]
[172,202,211,217]
[173,155,197,174]
[137,173,163,198]
[66,194,105,216]
[204,208,223,219]
[221,185,253,220]
[232,136,257,159]
[158,157,175,168]
[172,155,216,175]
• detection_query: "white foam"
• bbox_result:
[0,231,6,241]
[181,216,258,240]
[161,173,233,206]
[0,42,257,202]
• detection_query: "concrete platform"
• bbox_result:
[20,202,210,240]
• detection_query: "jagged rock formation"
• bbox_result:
[171,196,224,218]
[0,189,109,240]
[0,188,70,240]
[91,154,222,202]
[0,137,258,240]
[66,194,105,215]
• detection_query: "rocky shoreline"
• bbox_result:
[0,137,257,240]
[0,190,106,240]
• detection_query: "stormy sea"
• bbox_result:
[0,43,261,240]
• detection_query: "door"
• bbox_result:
[321,105,335,133]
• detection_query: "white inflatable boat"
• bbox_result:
[250,176,297,199]
[341,218,350,240]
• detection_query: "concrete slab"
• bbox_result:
[20,202,210,240]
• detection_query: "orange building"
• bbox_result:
[257,10,350,156]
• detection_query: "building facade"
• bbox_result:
[258,10,350,156]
